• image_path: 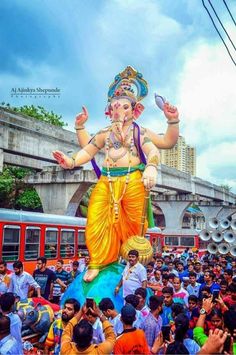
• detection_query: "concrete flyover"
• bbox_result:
[1,107,236,230]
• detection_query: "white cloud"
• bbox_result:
[175,36,236,190]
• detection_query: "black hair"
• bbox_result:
[99,298,115,312]
[162,274,169,281]
[73,319,93,349]
[37,257,47,264]
[72,261,79,266]
[57,259,64,265]
[134,287,147,299]
[166,314,189,354]
[121,305,136,325]
[149,296,163,312]
[188,295,198,303]
[0,260,6,267]
[64,298,80,313]
[209,308,223,320]
[162,286,174,296]
[125,294,139,309]
[13,260,23,269]
[128,250,139,257]
[201,286,211,294]
[147,262,155,268]
[204,271,215,280]
[224,269,233,277]
[224,310,236,336]
[169,273,177,279]
[188,271,197,278]
[0,293,15,312]
[171,303,185,319]
[228,283,236,293]
[220,279,228,286]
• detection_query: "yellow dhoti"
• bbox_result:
[85,169,147,269]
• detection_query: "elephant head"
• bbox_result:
[107,98,145,142]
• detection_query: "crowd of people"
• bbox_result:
[0,248,236,354]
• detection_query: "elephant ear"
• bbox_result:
[105,104,112,117]
[133,103,145,119]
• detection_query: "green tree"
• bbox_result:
[0,166,42,211]
[1,103,67,128]
[78,185,95,217]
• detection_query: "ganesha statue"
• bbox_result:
[53,66,179,282]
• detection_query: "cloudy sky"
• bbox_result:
[1,0,236,191]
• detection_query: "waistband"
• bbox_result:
[101,163,145,177]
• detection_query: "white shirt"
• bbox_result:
[122,262,147,297]
[8,271,40,300]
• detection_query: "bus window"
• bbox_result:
[45,228,58,259]
[180,237,195,247]
[78,230,86,256]
[165,236,179,246]
[3,225,20,261]
[60,230,75,258]
[25,227,40,260]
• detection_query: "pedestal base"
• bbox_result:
[61,262,125,312]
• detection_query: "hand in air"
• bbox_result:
[142,166,157,190]
[163,102,179,121]
[75,106,88,126]
[52,150,72,169]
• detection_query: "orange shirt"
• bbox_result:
[114,328,149,355]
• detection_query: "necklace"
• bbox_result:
[105,133,134,221]
[110,124,133,149]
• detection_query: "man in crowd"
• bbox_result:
[68,261,80,284]
[61,303,115,354]
[0,292,23,354]
[0,315,19,355]
[187,271,201,297]
[99,298,121,336]
[115,250,147,298]
[113,304,149,355]
[8,260,41,300]
[52,260,70,304]
[134,287,150,318]
[141,295,163,349]
[161,286,174,326]
[0,260,11,295]
[45,298,80,355]
[199,270,220,299]
[224,269,234,286]
[33,257,57,300]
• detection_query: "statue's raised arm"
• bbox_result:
[75,92,179,151]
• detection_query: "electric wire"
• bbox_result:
[222,0,236,27]
[202,0,236,66]
[208,0,236,51]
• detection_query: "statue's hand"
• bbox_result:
[163,102,179,121]
[142,166,157,190]
[52,150,73,169]
[75,106,88,127]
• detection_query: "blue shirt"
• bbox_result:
[184,338,201,355]
[142,312,162,348]
[7,313,22,354]
[161,304,173,326]
[0,334,20,355]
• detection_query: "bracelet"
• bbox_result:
[70,157,75,169]
[167,119,180,124]
[146,163,158,171]
[74,126,85,130]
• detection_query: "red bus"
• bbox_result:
[0,209,204,273]
[0,209,87,274]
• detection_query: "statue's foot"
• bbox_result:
[83,269,99,282]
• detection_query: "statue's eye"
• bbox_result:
[123,104,129,110]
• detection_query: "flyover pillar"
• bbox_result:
[26,166,97,215]
[156,200,190,232]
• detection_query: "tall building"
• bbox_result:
[160,135,196,175]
